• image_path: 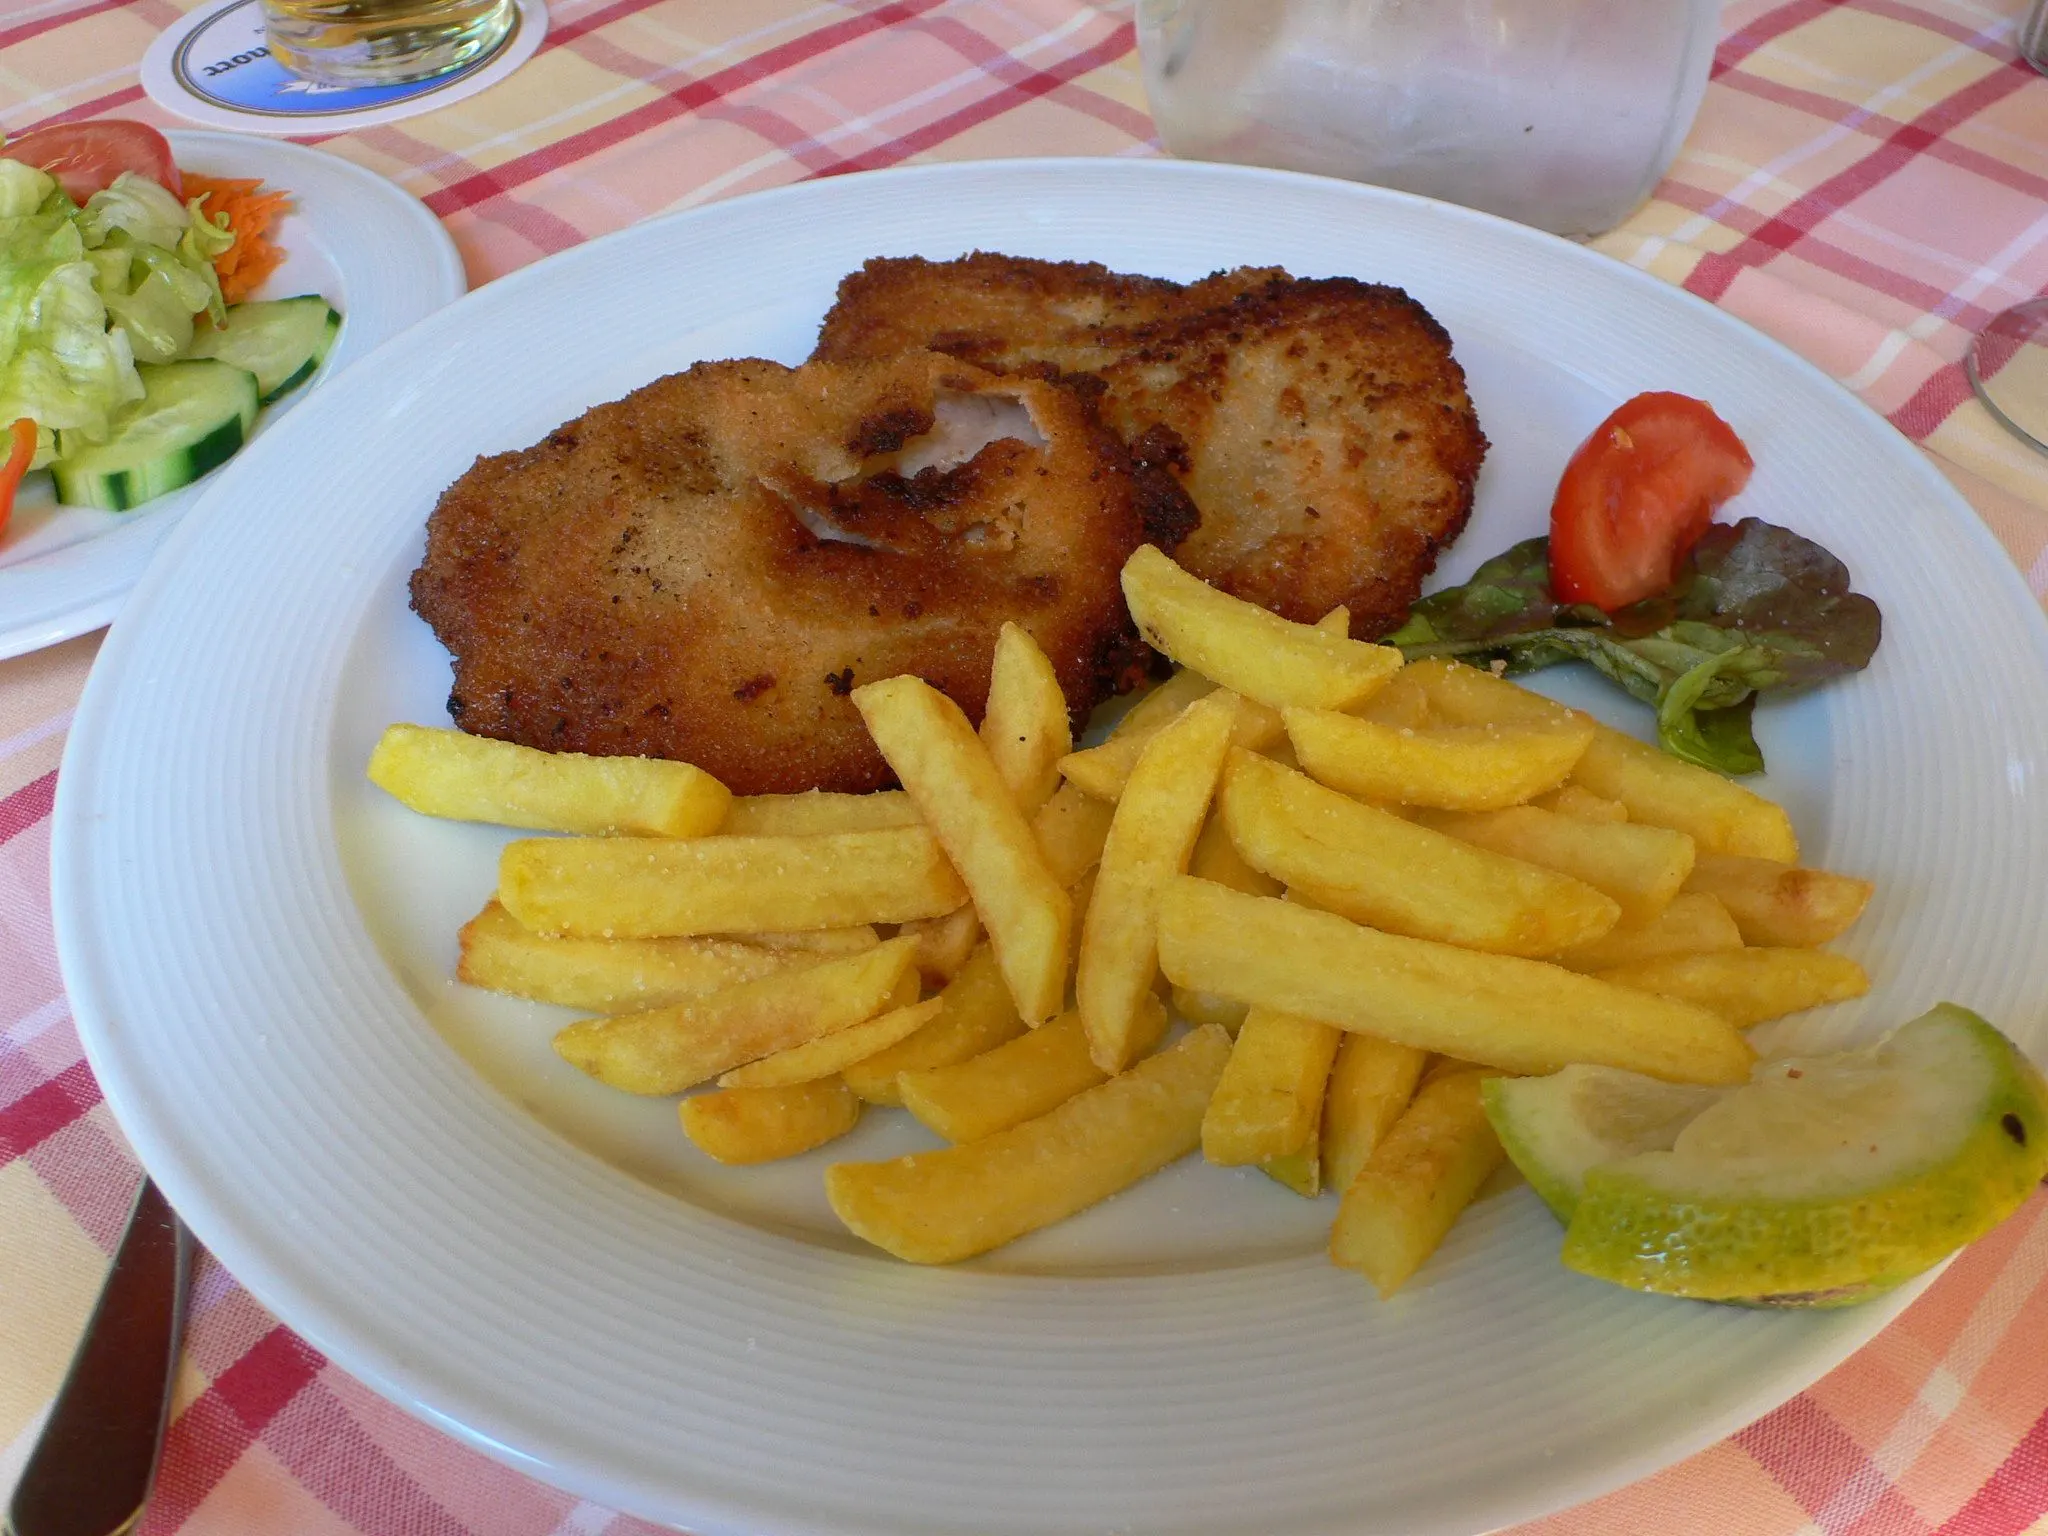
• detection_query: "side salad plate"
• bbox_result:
[52,161,2048,1535]
[0,128,463,660]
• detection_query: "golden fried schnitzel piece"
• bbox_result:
[412,352,1182,794]
[813,254,1487,637]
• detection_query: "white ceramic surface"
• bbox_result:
[53,160,2048,1536]
[0,129,463,660]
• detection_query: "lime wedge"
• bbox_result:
[1488,1005,2048,1306]
[1483,1069,1727,1221]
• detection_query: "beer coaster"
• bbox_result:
[142,0,547,134]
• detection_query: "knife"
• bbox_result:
[5,1179,192,1536]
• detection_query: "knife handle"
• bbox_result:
[6,1179,192,1536]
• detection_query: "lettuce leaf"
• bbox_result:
[100,262,199,365]
[0,166,241,432]
[77,172,189,250]
[0,204,142,439]
[1386,520,1882,775]
[81,172,227,329]
[0,159,54,220]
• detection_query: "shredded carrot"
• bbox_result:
[183,172,294,305]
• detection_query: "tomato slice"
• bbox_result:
[1547,392,1754,611]
[2,120,181,205]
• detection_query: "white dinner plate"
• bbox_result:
[0,129,463,660]
[54,160,2048,1536]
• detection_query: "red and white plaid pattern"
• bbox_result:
[5,1,2048,1531]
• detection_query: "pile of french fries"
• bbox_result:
[368,544,1874,1291]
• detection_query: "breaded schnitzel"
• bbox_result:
[412,352,1180,794]
[813,254,1487,637]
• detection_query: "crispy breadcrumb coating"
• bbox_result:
[411,352,1182,793]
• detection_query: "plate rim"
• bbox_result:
[0,128,465,661]
[52,155,2048,1536]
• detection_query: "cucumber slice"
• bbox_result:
[183,295,340,403]
[53,360,259,511]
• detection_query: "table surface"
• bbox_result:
[4,1,2048,1533]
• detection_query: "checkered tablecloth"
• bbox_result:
[4,1,2047,1532]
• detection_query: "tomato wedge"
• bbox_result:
[1548,392,1754,611]
[2,120,181,204]
[0,419,39,539]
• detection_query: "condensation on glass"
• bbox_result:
[1138,0,1721,238]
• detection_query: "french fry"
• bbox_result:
[1226,696,1287,754]
[1419,1053,1488,1086]
[1351,666,1435,730]
[1555,891,1743,972]
[1056,610,1343,798]
[1261,737,1304,773]
[719,790,921,836]
[1064,864,1098,980]
[1221,751,1620,957]
[1329,1068,1505,1296]
[1533,784,1629,823]
[899,1000,1166,1143]
[1222,608,1343,754]
[719,998,945,1088]
[1259,1145,1321,1197]
[1163,811,1280,1034]
[1171,987,1250,1033]
[901,904,982,986]
[680,1079,862,1164]
[980,622,1072,815]
[1190,805,1282,899]
[1386,658,1589,732]
[1080,691,1239,1072]
[552,936,917,1094]
[1058,684,1283,802]
[1057,669,1216,801]
[1202,1005,1343,1166]
[1321,1033,1431,1198]
[716,926,880,954]
[825,1023,1234,1264]
[1571,728,1798,862]
[456,900,793,1011]
[1681,853,1874,948]
[1265,1015,1426,1199]
[1415,804,1695,927]
[1265,1081,1335,1193]
[1283,707,1592,811]
[1596,948,1870,1028]
[1395,662,1790,858]
[1232,608,1341,796]
[853,675,1071,1025]
[499,827,966,938]
[1032,781,1116,887]
[883,968,923,1013]
[367,723,732,838]
[1120,545,1403,710]
[1157,877,1754,1084]
[839,943,1026,1105]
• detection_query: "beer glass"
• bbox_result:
[262,0,515,86]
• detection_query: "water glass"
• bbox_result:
[2020,0,2048,74]
[1959,2,2048,455]
[1138,0,1722,238]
